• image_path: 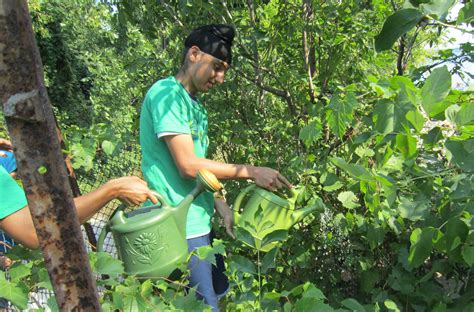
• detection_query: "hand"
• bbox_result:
[249,166,292,191]
[0,138,13,151]
[215,198,235,239]
[108,176,158,206]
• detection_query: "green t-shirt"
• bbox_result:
[0,166,27,219]
[140,76,214,238]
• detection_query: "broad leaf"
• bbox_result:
[8,262,33,283]
[261,229,288,248]
[457,1,474,24]
[395,133,417,161]
[299,119,322,148]
[261,247,278,273]
[405,110,425,132]
[455,102,474,127]
[326,93,357,139]
[420,0,455,20]
[398,197,429,221]
[408,227,436,268]
[462,245,474,266]
[421,66,452,117]
[235,226,256,248]
[337,191,360,209]
[101,140,115,155]
[373,99,395,135]
[0,273,29,310]
[90,252,124,279]
[375,9,424,52]
[230,255,256,274]
[445,139,474,172]
[341,298,366,312]
[331,157,376,182]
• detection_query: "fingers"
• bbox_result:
[148,191,158,205]
[278,173,293,189]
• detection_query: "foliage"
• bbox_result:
[1,0,473,310]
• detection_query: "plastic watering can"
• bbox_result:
[233,184,319,252]
[97,169,221,279]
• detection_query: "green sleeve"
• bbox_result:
[0,167,27,219]
[148,87,191,135]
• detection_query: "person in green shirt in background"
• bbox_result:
[140,24,292,310]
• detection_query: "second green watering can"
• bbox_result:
[234,184,321,252]
[97,169,221,279]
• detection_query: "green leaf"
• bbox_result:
[462,245,474,266]
[261,229,288,248]
[47,297,59,312]
[101,140,115,155]
[337,191,360,209]
[299,119,322,148]
[341,298,366,312]
[445,139,474,172]
[36,267,53,291]
[261,247,278,273]
[408,227,436,268]
[455,102,474,127]
[235,226,256,248]
[376,174,397,206]
[398,197,429,221]
[90,252,124,279]
[420,0,455,20]
[8,262,33,283]
[384,299,401,311]
[375,9,424,52]
[230,255,256,274]
[326,93,357,139]
[195,245,217,266]
[457,2,474,24]
[421,66,452,117]
[395,132,417,161]
[405,110,425,132]
[0,275,29,310]
[302,282,326,300]
[330,157,376,182]
[373,99,395,135]
[367,224,385,249]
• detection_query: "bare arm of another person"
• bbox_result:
[0,177,158,249]
[164,134,292,190]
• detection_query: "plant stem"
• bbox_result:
[257,249,262,310]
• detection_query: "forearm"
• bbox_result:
[180,156,255,180]
[73,180,116,223]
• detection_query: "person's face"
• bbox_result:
[188,47,229,93]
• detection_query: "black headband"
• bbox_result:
[185,24,235,65]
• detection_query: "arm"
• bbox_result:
[0,176,158,249]
[164,134,292,190]
[214,196,234,239]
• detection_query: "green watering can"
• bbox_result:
[233,184,320,252]
[97,169,221,279]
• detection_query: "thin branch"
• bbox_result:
[160,2,184,28]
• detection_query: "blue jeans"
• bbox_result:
[187,231,229,311]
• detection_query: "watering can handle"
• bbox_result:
[288,187,301,206]
[233,184,257,212]
[147,191,172,210]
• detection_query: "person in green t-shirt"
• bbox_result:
[0,138,158,250]
[140,24,292,310]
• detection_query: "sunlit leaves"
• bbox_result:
[326,93,357,139]
[299,118,322,148]
[421,66,452,117]
[0,272,29,310]
[419,0,455,20]
[398,196,430,221]
[375,9,424,52]
[337,191,360,209]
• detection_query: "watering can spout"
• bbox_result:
[291,204,321,226]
